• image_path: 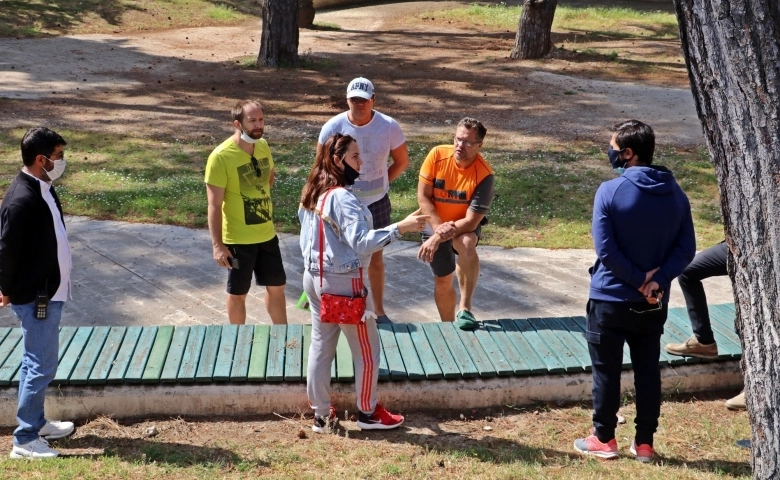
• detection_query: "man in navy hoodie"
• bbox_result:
[574,120,695,463]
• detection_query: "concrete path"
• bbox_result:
[0,217,734,329]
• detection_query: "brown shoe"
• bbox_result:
[665,335,718,359]
[725,391,746,410]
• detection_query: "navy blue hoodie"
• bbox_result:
[589,165,696,303]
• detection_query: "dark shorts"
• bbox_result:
[422,226,482,277]
[367,193,392,229]
[225,236,286,295]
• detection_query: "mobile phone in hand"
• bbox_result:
[228,257,239,269]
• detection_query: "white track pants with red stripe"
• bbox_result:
[304,270,380,417]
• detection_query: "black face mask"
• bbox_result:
[343,161,360,185]
[607,145,627,174]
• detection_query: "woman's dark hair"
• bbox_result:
[612,120,655,165]
[300,133,354,210]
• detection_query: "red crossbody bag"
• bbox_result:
[317,188,367,324]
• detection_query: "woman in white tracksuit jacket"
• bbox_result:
[298,133,427,433]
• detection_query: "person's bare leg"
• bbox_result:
[368,250,386,316]
[265,285,288,324]
[453,233,480,313]
[227,294,248,325]
[434,273,457,322]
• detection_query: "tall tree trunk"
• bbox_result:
[510,0,558,60]
[258,0,299,67]
[298,0,315,28]
[673,1,780,478]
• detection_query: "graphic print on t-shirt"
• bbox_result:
[238,156,272,225]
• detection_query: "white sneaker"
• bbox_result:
[39,420,74,440]
[10,437,59,459]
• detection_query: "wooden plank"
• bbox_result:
[141,326,175,383]
[378,324,406,380]
[230,325,254,381]
[0,327,9,346]
[0,329,22,370]
[420,322,462,379]
[160,326,190,382]
[497,319,549,374]
[107,326,143,384]
[538,318,590,372]
[455,328,499,377]
[123,327,158,384]
[178,325,206,383]
[438,322,478,378]
[666,308,739,359]
[54,327,93,384]
[301,324,312,381]
[247,325,270,381]
[283,324,304,381]
[508,319,564,373]
[707,307,744,357]
[57,326,78,363]
[390,324,425,380]
[69,326,111,384]
[88,327,127,384]
[336,330,355,382]
[554,317,597,371]
[481,321,533,375]
[213,325,239,381]
[528,318,584,372]
[377,329,390,381]
[331,356,337,381]
[265,325,287,381]
[709,305,742,343]
[472,327,514,376]
[405,324,443,380]
[195,325,222,383]
[0,339,23,386]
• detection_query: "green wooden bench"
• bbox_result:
[0,304,739,387]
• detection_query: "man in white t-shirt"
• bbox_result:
[317,77,410,324]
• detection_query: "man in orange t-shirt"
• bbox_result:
[417,117,494,330]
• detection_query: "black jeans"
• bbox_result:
[587,299,667,447]
[678,241,728,345]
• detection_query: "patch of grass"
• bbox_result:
[416,4,679,40]
[0,393,752,479]
[0,129,724,249]
[0,0,256,38]
[312,21,341,31]
[205,4,239,21]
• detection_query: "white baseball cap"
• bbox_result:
[346,77,374,100]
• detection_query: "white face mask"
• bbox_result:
[45,156,67,182]
[240,130,260,144]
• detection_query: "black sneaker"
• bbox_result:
[312,405,338,434]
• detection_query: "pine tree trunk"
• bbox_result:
[510,0,558,60]
[673,1,780,478]
[258,0,299,67]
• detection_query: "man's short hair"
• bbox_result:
[612,120,655,165]
[20,127,67,167]
[457,117,487,142]
[231,100,264,124]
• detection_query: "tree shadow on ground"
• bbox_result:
[0,0,259,37]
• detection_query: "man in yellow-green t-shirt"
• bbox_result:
[205,100,287,325]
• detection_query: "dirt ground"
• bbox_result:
[0,0,703,149]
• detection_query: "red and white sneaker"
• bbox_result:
[356,404,404,430]
[573,434,619,459]
[630,440,654,463]
[312,404,338,434]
